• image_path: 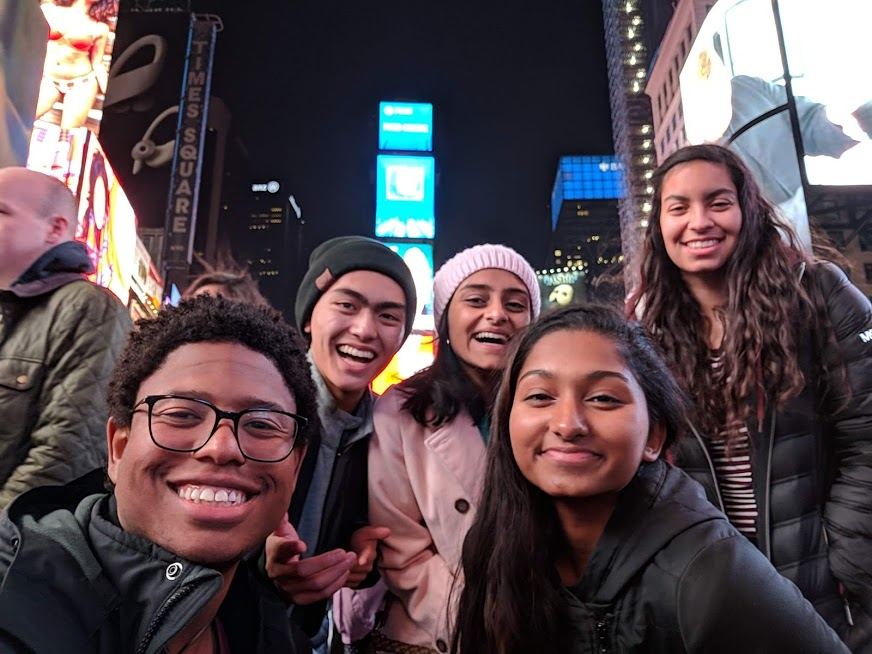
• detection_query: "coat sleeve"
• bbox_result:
[677,533,850,653]
[0,286,131,506]
[368,394,454,647]
[815,263,872,614]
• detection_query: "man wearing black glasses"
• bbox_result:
[0,296,316,653]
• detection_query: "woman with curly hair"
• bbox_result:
[452,304,845,653]
[629,143,872,650]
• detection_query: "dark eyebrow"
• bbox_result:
[329,287,405,311]
[163,391,290,413]
[663,188,736,204]
[460,283,528,296]
[517,369,630,384]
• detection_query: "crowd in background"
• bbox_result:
[0,143,870,653]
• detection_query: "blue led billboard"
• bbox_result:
[551,155,624,228]
[375,155,435,239]
[379,102,433,152]
[382,240,434,331]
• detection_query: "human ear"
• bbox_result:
[106,417,129,484]
[642,421,667,462]
[45,214,71,243]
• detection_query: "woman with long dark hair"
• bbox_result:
[453,305,847,653]
[367,244,539,652]
[630,143,872,649]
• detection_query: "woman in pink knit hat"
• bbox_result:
[366,244,540,653]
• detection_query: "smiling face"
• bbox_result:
[306,270,406,411]
[509,329,665,503]
[107,342,303,567]
[659,160,743,285]
[446,268,532,384]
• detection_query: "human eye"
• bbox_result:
[152,399,208,426]
[665,202,687,215]
[241,412,290,438]
[334,300,357,312]
[711,198,734,210]
[586,392,624,407]
[464,295,486,307]
[522,390,554,405]
[380,311,402,324]
[505,299,529,313]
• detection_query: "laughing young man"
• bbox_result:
[265,236,416,647]
[0,296,316,653]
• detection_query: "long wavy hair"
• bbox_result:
[628,144,814,440]
[451,305,688,654]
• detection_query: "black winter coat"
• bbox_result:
[672,261,872,651]
[0,470,311,653]
[564,460,848,653]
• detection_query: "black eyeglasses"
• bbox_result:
[131,395,307,463]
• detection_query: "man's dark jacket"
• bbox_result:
[563,460,848,653]
[0,470,311,653]
[0,242,131,507]
[672,261,872,651]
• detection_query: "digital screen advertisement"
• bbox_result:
[379,102,434,152]
[27,0,119,192]
[375,154,436,239]
[680,0,872,245]
[383,240,435,332]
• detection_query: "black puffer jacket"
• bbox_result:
[564,460,847,653]
[0,470,311,653]
[672,261,872,651]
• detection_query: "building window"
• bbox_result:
[860,227,872,251]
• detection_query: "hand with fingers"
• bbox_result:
[345,524,391,588]
[265,514,358,605]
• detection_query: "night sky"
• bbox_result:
[208,0,614,272]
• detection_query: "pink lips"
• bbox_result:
[541,448,600,464]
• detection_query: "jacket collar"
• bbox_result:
[1,471,226,653]
[423,411,488,500]
[570,460,724,604]
[8,241,93,298]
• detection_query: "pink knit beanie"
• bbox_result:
[433,244,541,326]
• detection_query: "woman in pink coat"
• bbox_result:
[368,244,540,653]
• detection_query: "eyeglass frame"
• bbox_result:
[130,394,308,463]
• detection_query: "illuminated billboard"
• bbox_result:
[375,155,436,239]
[371,333,435,396]
[680,0,872,244]
[551,155,624,228]
[379,102,433,152]
[383,241,435,332]
[537,269,587,314]
[27,0,119,192]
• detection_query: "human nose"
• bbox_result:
[687,203,715,231]
[194,418,246,465]
[484,299,508,324]
[348,309,377,340]
[549,397,587,440]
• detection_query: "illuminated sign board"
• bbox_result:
[251,180,280,193]
[375,154,435,239]
[383,240,435,332]
[551,155,624,228]
[680,0,872,246]
[537,269,587,313]
[379,102,433,152]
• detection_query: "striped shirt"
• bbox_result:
[709,352,758,538]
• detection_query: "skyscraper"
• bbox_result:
[601,0,657,290]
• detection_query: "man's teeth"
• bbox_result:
[337,345,375,360]
[686,239,721,249]
[177,485,248,505]
[474,332,508,344]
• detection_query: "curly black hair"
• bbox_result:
[107,295,317,446]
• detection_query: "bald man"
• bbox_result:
[0,167,131,507]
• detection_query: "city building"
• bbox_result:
[644,0,713,164]
[549,155,624,298]
[601,0,659,291]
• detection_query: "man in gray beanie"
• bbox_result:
[266,236,416,649]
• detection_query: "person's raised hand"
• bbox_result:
[345,525,391,588]
[265,514,357,605]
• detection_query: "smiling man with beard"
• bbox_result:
[265,236,416,649]
[0,296,317,653]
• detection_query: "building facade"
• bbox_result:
[601,0,658,292]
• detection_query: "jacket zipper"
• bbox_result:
[136,583,196,654]
[688,422,726,513]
